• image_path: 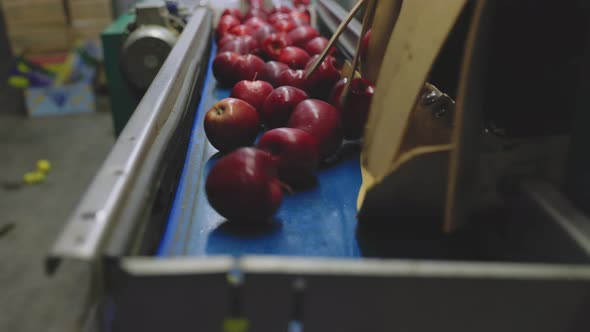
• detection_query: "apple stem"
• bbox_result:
[278,180,294,194]
[252,72,258,81]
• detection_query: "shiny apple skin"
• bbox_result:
[245,8,268,21]
[261,86,309,128]
[216,15,241,41]
[212,52,241,87]
[205,147,282,224]
[268,12,291,24]
[287,99,343,159]
[278,46,310,69]
[262,33,292,60]
[290,10,311,25]
[244,17,269,31]
[258,128,319,185]
[234,54,266,83]
[222,8,243,21]
[287,26,319,48]
[277,69,312,93]
[305,36,334,56]
[304,55,342,100]
[228,25,254,37]
[230,80,274,111]
[274,19,297,33]
[219,38,251,54]
[259,61,290,87]
[328,78,375,139]
[204,98,260,153]
[255,25,277,44]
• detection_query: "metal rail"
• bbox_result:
[47,7,212,271]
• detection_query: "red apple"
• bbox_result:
[294,0,311,6]
[219,35,259,54]
[287,99,343,159]
[259,61,290,87]
[304,55,343,99]
[244,17,269,31]
[268,12,291,24]
[274,19,297,33]
[234,54,265,82]
[249,0,265,9]
[213,53,265,87]
[218,34,238,48]
[258,128,319,185]
[216,15,241,40]
[305,36,334,56]
[213,52,241,87]
[206,147,282,224]
[222,8,243,21]
[219,38,251,54]
[263,33,292,60]
[261,86,309,128]
[287,26,319,48]
[204,98,260,153]
[271,5,292,14]
[230,79,274,111]
[290,10,311,25]
[255,25,276,44]
[329,78,375,139]
[279,46,310,69]
[245,8,268,21]
[361,29,371,61]
[228,25,254,37]
[277,69,312,92]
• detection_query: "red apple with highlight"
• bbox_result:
[204,98,260,153]
[206,147,282,224]
[279,46,310,69]
[288,26,319,48]
[231,79,274,111]
[258,128,319,185]
[259,61,290,87]
[277,69,312,92]
[288,99,343,159]
[329,78,375,139]
[263,33,292,60]
[261,86,309,128]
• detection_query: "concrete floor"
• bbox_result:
[0,12,115,332]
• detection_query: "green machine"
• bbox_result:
[101,1,189,136]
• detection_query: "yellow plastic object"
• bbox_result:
[37,160,52,173]
[8,75,29,88]
[223,318,249,332]
[23,171,45,185]
[17,62,31,73]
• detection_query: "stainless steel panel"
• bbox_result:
[108,257,233,332]
[48,8,212,268]
[242,257,590,332]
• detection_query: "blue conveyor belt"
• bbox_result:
[157,44,362,257]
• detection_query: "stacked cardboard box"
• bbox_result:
[67,0,113,41]
[1,0,71,54]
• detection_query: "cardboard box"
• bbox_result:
[23,52,97,116]
[24,81,96,116]
[7,23,71,54]
[67,0,113,21]
[71,18,111,41]
[1,0,66,25]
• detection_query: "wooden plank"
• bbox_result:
[1,0,66,25]
[363,0,402,83]
[444,0,492,232]
[362,0,467,182]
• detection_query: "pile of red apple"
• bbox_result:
[205,1,375,226]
